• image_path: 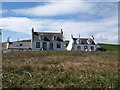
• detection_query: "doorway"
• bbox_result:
[49,42,53,50]
[42,42,47,50]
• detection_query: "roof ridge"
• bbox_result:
[35,32,61,34]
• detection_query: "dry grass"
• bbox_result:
[2,50,119,88]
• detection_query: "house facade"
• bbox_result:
[6,42,31,51]
[1,28,101,52]
[3,37,31,52]
[67,35,100,51]
[1,37,31,52]
[31,28,64,50]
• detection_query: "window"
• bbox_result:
[20,43,22,46]
[53,35,57,40]
[87,39,92,44]
[77,39,81,44]
[84,46,88,49]
[92,41,95,44]
[77,46,81,50]
[91,46,94,50]
[81,42,84,44]
[36,42,40,48]
[39,34,44,40]
[57,43,61,48]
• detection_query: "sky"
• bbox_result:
[0,0,119,44]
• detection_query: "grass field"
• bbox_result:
[2,44,119,88]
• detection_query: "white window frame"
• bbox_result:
[36,42,40,48]
[77,46,81,50]
[39,34,44,40]
[57,42,61,48]
[90,46,94,50]
[52,35,57,40]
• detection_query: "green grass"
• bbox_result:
[98,43,119,51]
[17,40,31,42]
[2,44,119,88]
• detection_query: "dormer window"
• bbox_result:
[53,35,57,40]
[76,39,81,44]
[39,34,44,40]
[87,39,92,44]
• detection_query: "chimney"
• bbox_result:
[17,38,19,42]
[7,36,10,43]
[71,34,73,39]
[79,34,81,44]
[61,29,64,41]
[61,29,63,34]
[32,28,34,33]
[0,29,2,35]
[0,29,2,51]
[6,36,10,49]
[32,28,34,41]
[92,35,94,40]
[0,29,2,42]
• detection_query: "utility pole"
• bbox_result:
[0,28,1,43]
[0,29,2,51]
[0,28,2,89]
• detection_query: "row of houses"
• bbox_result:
[2,28,100,52]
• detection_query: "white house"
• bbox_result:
[1,27,101,52]
[31,28,65,50]
[67,35,100,51]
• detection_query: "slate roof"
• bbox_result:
[73,38,96,45]
[8,42,31,49]
[33,32,63,42]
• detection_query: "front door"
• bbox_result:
[42,42,47,50]
[49,42,53,50]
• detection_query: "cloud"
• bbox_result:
[0,17,44,34]
[11,0,94,17]
[0,16,118,44]
[1,0,119,2]
[9,1,118,21]
[0,1,118,44]
[0,10,8,14]
[0,10,2,14]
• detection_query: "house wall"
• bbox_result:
[53,42,64,50]
[66,36,99,51]
[66,36,74,51]
[32,41,36,50]
[32,41,45,50]
[32,41,64,50]
[74,44,97,51]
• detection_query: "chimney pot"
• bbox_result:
[61,29,63,34]
[92,35,94,40]
[32,28,34,32]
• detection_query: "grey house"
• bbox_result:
[31,28,64,50]
[4,37,31,51]
[6,42,31,51]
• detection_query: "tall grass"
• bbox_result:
[2,44,119,88]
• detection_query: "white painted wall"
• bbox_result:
[66,35,74,51]
[47,42,49,50]
[54,42,64,50]
[74,44,97,51]
[66,35,100,51]
[32,41,64,50]
[32,41,42,50]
